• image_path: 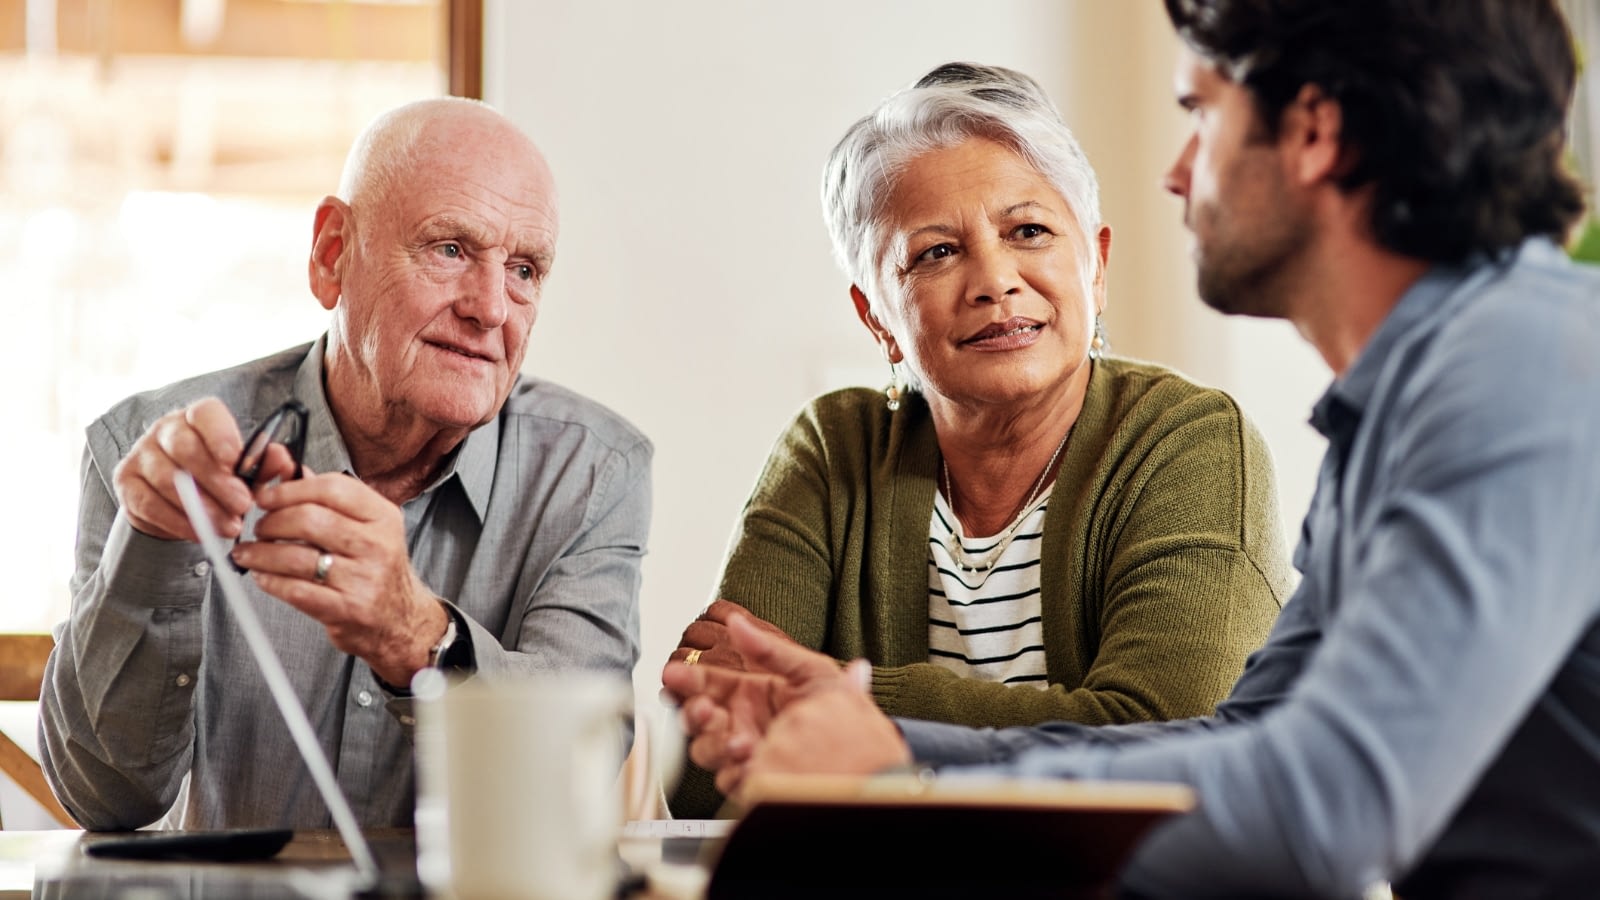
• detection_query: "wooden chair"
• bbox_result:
[0,633,74,827]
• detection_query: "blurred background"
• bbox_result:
[5,0,1598,822]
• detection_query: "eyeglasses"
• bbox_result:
[231,400,307,574]
[235,400,308,489]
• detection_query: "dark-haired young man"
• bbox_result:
[662,1,1600,897]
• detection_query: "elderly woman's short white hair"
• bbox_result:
[822,62,1103,301]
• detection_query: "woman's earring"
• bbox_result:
[1089,314,1109,361]
[885,363,904,412]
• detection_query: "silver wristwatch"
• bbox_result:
[427,605,468,670]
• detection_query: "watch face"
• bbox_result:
[433,611,475,672]
[440,637,474,671]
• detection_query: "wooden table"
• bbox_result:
[0,827,711,899]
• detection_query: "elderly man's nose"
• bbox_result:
[455,264,510,327]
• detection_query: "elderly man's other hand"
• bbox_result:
[229,466,448,686]
[663,613,910,798]
[113,397,275,542]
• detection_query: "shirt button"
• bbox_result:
[194,561,211,577]
[175,674,192,688]
[399,715,416,727]
[356,690,374,707]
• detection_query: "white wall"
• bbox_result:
[484,1,1328,714]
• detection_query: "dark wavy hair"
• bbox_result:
[1164,0,1587,263]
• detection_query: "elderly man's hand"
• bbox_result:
[113,397,280,542]
[663,613,911,799]
[229,467,448,686]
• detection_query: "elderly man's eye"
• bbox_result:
[436,243,463,259]
[512,263,535,282]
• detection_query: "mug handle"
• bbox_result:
[646,693,685,803]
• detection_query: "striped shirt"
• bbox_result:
[928,490,1051,687]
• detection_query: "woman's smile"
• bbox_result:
[962,317,1045,351]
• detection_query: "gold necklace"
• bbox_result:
[941,427,1071,576]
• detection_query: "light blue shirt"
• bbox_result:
[41,338,652,830]
[901,239,1600,899]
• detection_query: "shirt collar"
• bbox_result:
[1306,240,1558,440]
[1311,264,1458,439]
[291,335,499,522]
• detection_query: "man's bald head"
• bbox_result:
[336,97,558,239]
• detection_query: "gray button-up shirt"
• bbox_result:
[41,338,652,831]
[901,239,1600,899]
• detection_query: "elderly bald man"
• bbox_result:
[39,97,652,831]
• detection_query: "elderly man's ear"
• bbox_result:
[308,197,352,310]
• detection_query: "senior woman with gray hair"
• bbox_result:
[664,61,1292,818]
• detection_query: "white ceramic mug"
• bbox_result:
[413,671,637,900]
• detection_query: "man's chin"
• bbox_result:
[1197,288,1242,316]
[1196,270,1282,319]
[412,393,500,433]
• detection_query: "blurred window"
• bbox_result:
[1,0,456,631]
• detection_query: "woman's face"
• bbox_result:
[855,137,1109,415]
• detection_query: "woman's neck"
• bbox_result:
[932,367,1090,537]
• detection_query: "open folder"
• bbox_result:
[700,772,1195,900]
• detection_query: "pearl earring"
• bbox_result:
[1089,314,1109,360]
[885,362,904,412]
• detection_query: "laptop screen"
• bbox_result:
[174,470,382,891]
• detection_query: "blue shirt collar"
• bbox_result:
[1307,239,1562,442]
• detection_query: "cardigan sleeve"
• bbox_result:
[708,406,842,645]
[665,403,842,818]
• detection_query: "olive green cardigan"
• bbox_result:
[668,356,1294,817]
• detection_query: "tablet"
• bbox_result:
[703,773,1195,900]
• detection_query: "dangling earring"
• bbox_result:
[1089,314,1109,361]
[885,362,904,412]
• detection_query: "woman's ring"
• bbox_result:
[314,552,334,584]
[685,649,703,666]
